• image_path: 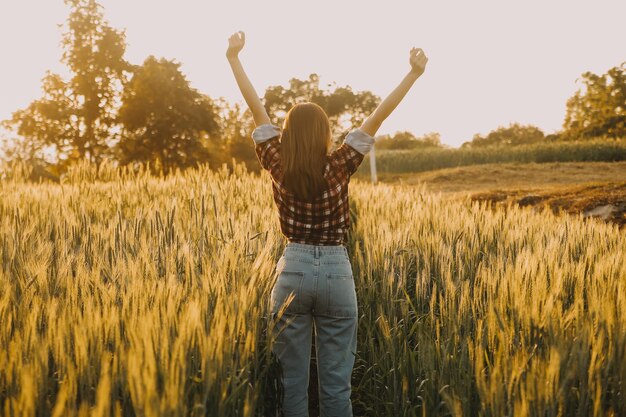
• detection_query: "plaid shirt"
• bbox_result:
[252,124,375,246]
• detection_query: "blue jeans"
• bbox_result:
[270,242,358,417]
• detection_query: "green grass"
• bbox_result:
[355,137,626,175]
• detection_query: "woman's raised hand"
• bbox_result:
[225,30,271,126]
[409,47,428,77]
[358,46,429,137]
[226,31,246,59]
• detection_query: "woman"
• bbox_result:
[226,31,427,417]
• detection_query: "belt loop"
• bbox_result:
[315,246,320,259]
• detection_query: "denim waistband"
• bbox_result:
[285,241,347,256]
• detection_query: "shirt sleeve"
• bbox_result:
[329,129,374,177]
[344,128,375,155]
[252,124,281,172]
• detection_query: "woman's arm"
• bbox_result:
[359,47,428,137]
[226,31,271,126]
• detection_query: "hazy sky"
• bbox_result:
[1,0,625,148]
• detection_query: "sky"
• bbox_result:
[1,0,625,148]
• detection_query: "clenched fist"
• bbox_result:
[409,48,428,77]
[226,31,245,59]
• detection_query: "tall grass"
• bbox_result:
[1,161,625,416]
[356,137,626,174]
[348,183,626,416]
[1,161,285,416]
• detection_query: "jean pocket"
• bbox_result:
[271,269,304,314]
[326,272,357,314]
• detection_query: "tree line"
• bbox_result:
[1,0,624,179]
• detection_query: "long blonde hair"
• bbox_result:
[280,102,332,201]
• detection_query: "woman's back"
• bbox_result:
[253,124,375,245]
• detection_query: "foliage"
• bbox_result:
[462,122,546,148]
[116,56,220,175]
[215,100,259,172]
[374,131,444,150]
[263,74,380,141]
[1,162,625,416]
[563,62,626,140]
[358,137,626,174]
[2,0,131,171]
[0,73,75,166]
[60,0,131,163]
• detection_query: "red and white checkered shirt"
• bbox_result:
[252,124,375,246]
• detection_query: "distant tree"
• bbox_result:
[563,62,626,139]
[214,100,259,171]
[419,132,443,148]
[61,0,130,163]
[464,123,545,147]
[374,131,444,150]
[116,56,220,175]
[1,73,74,166]
[263,74,380,142]
[2,0,130,170]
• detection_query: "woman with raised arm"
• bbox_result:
[226,31,427,417]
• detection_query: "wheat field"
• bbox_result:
[1,160,625,416]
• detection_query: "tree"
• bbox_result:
[463,123,545,147]
[263,74,380,142]
[563,62,626,139]
[2,0,130,169]
[1,73,74,166]
[116,56,220,175]
[419,132,443,148]
[215,100,259,171]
